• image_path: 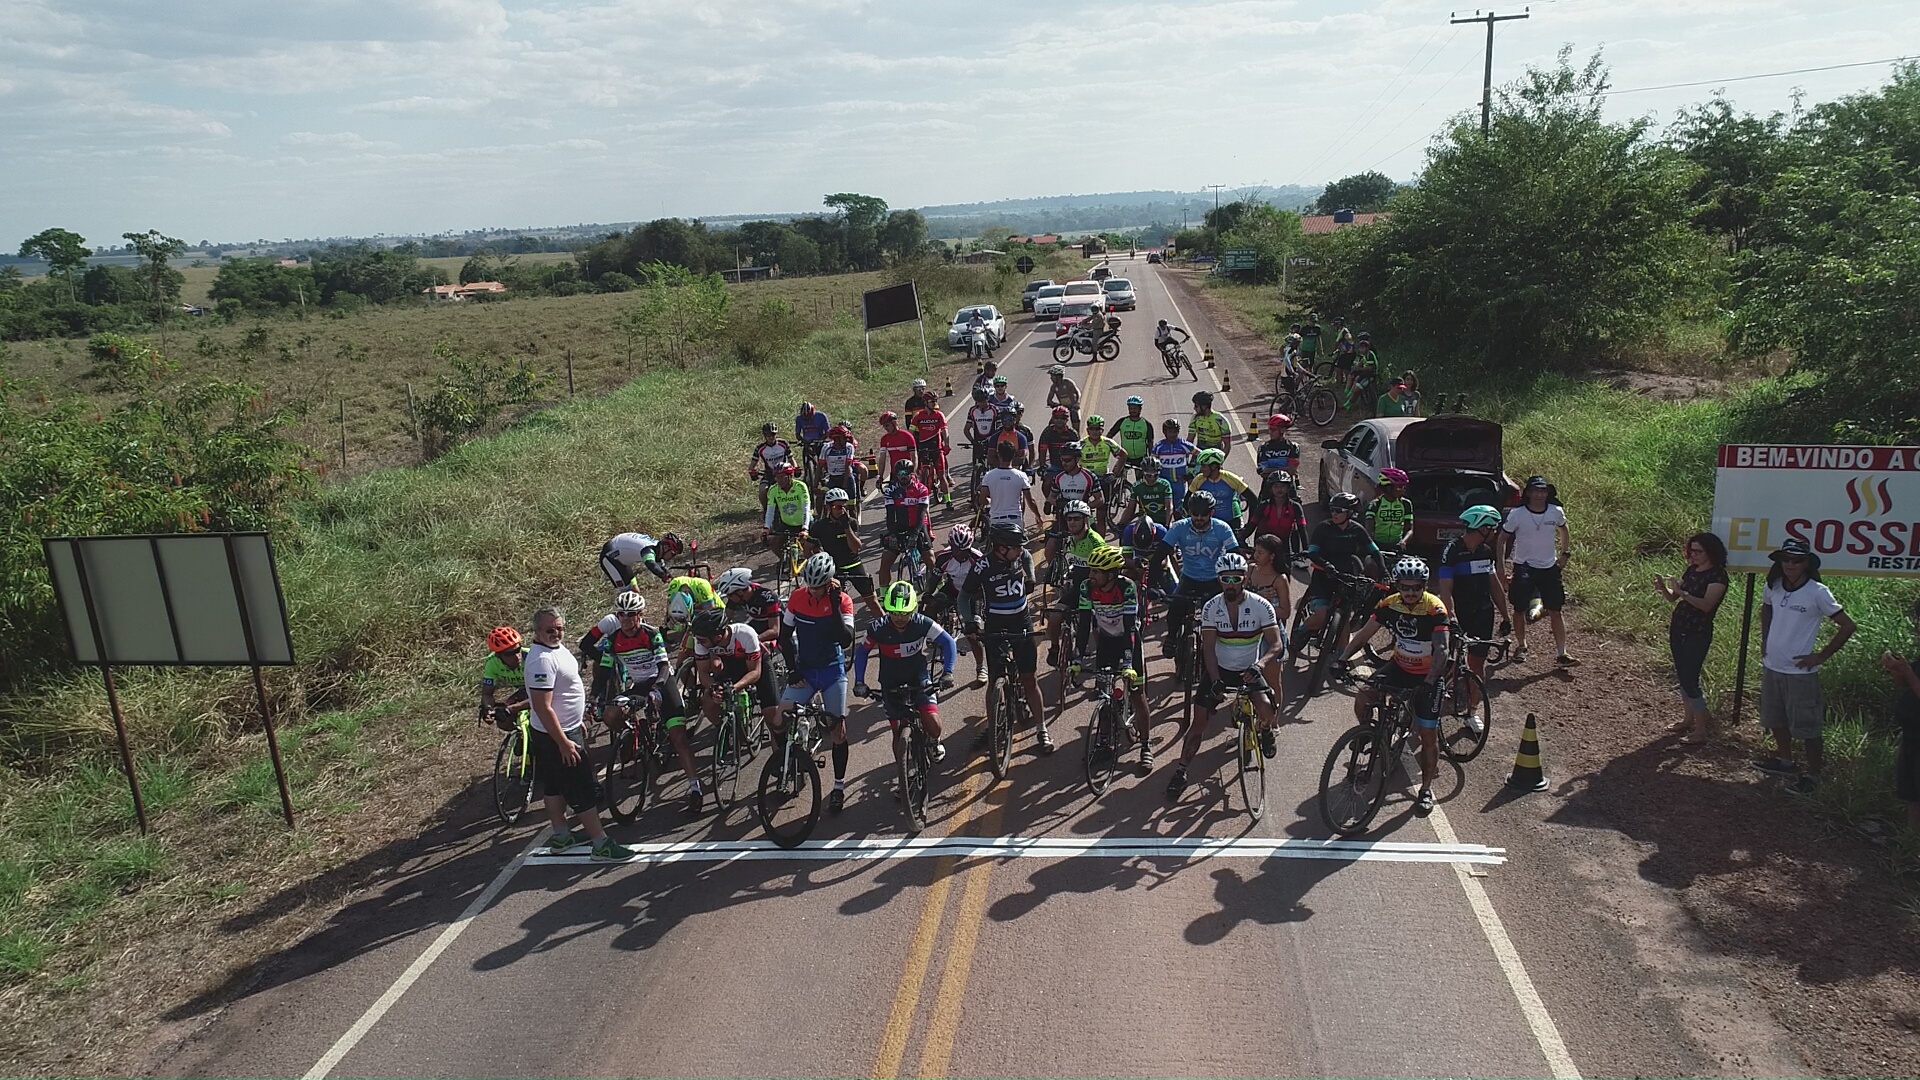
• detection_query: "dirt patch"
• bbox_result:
[1585,368,1732,403]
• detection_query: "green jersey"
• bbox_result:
[1377,392,1417,417]
[1131,476,1175,521]
[1061,529,1110,571]
[766,480,812,529]
[1114,416,1154,461]
[1189,411,1231,450]
[1080,435,1124,475]
[481,649,526,691]
[1366,496,1414,549]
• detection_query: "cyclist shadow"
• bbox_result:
[1185,861,1338,944]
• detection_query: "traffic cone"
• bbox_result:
[1221,371,1233,393]
[1203,344,1216,368]
[1506,713,1549,792]
[945,375,953,397]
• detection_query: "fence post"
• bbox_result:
[338,400,348,471]
[566,348,575,397]
[404,382,421,462]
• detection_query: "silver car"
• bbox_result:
[1033,284,1068,319]
[1102,277,1136,311]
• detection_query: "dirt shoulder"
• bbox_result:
[1165,266,1920,1078]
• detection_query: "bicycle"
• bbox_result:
[601,686,678,824]
[1291,567,1389,698]
[1215,682,1268,821]
[1431,633,1509,763]
[756,699,829,848]
[980,630,1041,781]
[1317,678,1434,835]
[771,531,806,594]
[490,706,537,826]
[862,678,953,832]
[1069,662,1138,796]
[1159,341,1198,380]
[706,684,765,820]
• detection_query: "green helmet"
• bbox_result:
[1085,414,1105,428]
[1459,504,1504,531]
[1196,448,1227,467]
[880,580,919,615]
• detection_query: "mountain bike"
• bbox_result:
[1291,566,1389,699]
[491,706,537,826]
[705,685,765,821]
[1159,341,1198,380]
[862,678,953,833]
[602,686,678,824]
[895,527,933,599]
[1433,633,1509,763]
[1317,678,1427,835]
[757,699,829,848]
[980,630,1040,782]
[1069,661,1138,796]
[771,529,807,594]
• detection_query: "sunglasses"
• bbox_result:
[617,612,642,620]
[1217,574,1245,585]
[1780,555,1809,564]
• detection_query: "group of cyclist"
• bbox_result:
[1279,313,1413,417]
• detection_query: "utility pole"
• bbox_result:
[1450,8,1530,138]
[1204,184,1227,218]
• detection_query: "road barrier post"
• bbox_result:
[1732,572,1757,724]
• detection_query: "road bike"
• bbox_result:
[771,530,807,594]
[1317,677,1436,835]
[800,438,826,500]
[892,528,933,599]
[705,684,765,820]
[757,699,830,848]
[601,685,679,824]
[980,630,1041,782]
[490,706,537,826]
[1159,341,1198,380]
[1068,661,1138,796]
[862,679,953,833]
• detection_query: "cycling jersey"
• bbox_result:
[1199,591,1279,671]
[909,408,947,447]
[1047,378,1081,409]
[725,583,782,630]
[1080,436,1123,475]
[883,477,931,534]
[795,412,831,444]
[1036,425,1079,471]
[781,585,856,672]
[1075,576,1140,641]
[1189,412,1231,450]
[600,533,662,586]
[1051,467,1097,506]
[990,425,1030,460]
[1299,323,1321,357]
[1308,520,1380,568]
[1130,476,1175,522]
[1151,438,1198,484]
[586,618,670,684]
[1254,437,1300,475]
[1154,324,1188,347]
[1247,494,1306,540]
[936,546,981,590]
[1436,536,1498,614]
[665,575,719,619]
[965,405,999,442]
[693,623,762,663]
[1189,469,1249,518]
[765,481,812,530]
[878,429,918,476]
[820,438,861,477]
[1124,520,1167,557]
[1114,416,1154,461]
[854,613,958,688]
[1353,350,1384,385]
[966,551,1036,618]
[1370,591,1450,675]
[1162,518,1239,582]
[481,649,526,691]
[1054,528,1109,573]
[752,440,793,477]
[811,512,862,570]
[1366,496,1414,549]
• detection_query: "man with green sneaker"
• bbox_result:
[525,606,635,861]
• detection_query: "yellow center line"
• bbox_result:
[913,792,1011,1079]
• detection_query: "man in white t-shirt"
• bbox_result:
[1753,540,1856,794]
[524,607,633,861]
[1498,476,1574,666]
[979,441,1041,529]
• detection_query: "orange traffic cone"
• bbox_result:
[1506,712,1549,792]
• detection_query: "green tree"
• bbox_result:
[121,230,187,311]
[1217,204,1304,283]
[825,193,889,270]
[17,228,89,302]
[1311,172,1398,215]
[880,209,929,262]
[1669,95,1788,252]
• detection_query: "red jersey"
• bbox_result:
[879,429,918,475]
[909,407,948,447]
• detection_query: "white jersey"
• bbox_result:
[981,468,1032,525]
[1198,591,1279,672]
[524,641,586,734]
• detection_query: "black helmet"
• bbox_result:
[972,386,989,401]
[1329,491,1362,514]
[690,608,728,638]
[1192,389,1213,406]
[761,422,777,436]
[1185,490,1217,515]
[987,522,1026,548]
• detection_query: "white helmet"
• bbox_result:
[1214,552,1250,576]
[612,590,645,614]
[666,588,697,622]
[1392,555,1431,583]
[1048,364,1066,376]
[801,552,837,588]
[714,567,754,596]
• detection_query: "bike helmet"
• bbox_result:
[1086,545,1126,572]
[665,585,704,622]
[1059,441,1082,458]
[1051,405,1070,420]
[949,524,974,550]
[892,458,916,480]
[1196,448,1226,467]
[1215,551,1250,576]
[824,487,852,505]
[1161,418,1180,432]
[987,522,1026,548]
[1126,395,1144,408]
[1192,390,1213,407]
[912,378,928,391]
[880,580,919,615]
[657,533,687,560]
[1328,492,1361,514]
[879,410,898,424]
[829,424,852,438]
[612,590,646,614]
[1460,504,1504,531]
[799,402,815,417]
[487,626,522,653]
[1048,364,1066,376]
[1266,469,1297,486]
[775,460,797,476]
[1185,490,1217,515]
[761,422,778,436]
[713,567,754,596]
[1157,319,1169,327]
[800,552,837,589]
[1061,499,1092,519]
[1015,402,1027,415]
[1085,414,1105,429]
[972,386,989,402]
[1392,555,1430,583]
[1268,414,1292,430]
[992,375,1009,387]
[1378,467,1409,486]
[690,608,729,639]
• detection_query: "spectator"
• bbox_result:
[523,607,634,861]
[1656,532,1729,746]
[1881,600,1920,829]
[1377,378,1418,418]
[1499,476,1575,666]
[1245,532,1292,615]
[1752,540,1857,795]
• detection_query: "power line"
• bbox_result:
[1363,50,1482,170]
[1286,23,1453,190]
[1602,55,1917,96]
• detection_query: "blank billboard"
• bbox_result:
[44,533,295,667]
[863,282,921,331]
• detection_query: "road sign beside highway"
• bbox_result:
[1015,255,1035,275]
[1221,248,1259,271]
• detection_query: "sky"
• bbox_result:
[3,0,1916,247]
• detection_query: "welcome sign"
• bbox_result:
[1713,444,1920,576]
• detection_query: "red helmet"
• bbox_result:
[487,626,522,653]
[879,411,898,425]
[829,424,852,438]
[1268,414,1293,430]
[775,461,797,475]
[1052,406,1070,419]
[657,532,687,559]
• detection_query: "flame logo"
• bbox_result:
[1846,475,1894,516]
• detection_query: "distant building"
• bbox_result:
[423,281,508,301]
[720,266,777,283]
[275,257,306,268]
[961,249,1005,265]
[1299,212,1388,235]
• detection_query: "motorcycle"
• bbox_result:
[967,323,995,361]
[1053,327,1120,363]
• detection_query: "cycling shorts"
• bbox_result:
[1086,634,1143,676]
[1201,665,1273,705]
[782,666,849,717]
[982,619,1038,676]
[1455,605,1495,658]
[1371,665,1443,729]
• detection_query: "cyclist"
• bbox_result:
[1299,313,1322,365]
[1366,468,1415,555]
[905,378,934,416]
[478,626,528,729]
[1167,551,1283,801]
[762,461,811,559]
[926,524,988,684]
[1122,513,1172,612]
[1156,490,1240,660]
[1350,334,1385,404]
[663,573,721,636]
[1044,499,1108,667]
[819,424,866,503]
[714,567,783,642]
[582,591,704,814]
[794,402,832,481]
[524,607,634,861]
[1036,406,1080,480]
[854,580,958,769]
[972,360,999,397]
[1289,491,1383,654]
[876,457,933,589]
[876,411,919,481]
[1119,466,1175,530]
[1153,319,1191,365]
[1189,448,1249,534]
[691,606,783,783]
[988,374,1017,412]
[963,387,1000,475]
[1246,470,1308,561]
[1114,396,1155,469]
[979,441,1041,529]
[1189,390,1233,457]
[751,424,795,515]
[598,531,680,588]
[1254,414,1300,476]
[1049,442,1099,520]
[964,522,1053,754]
[1078,415,1126,514]
[1338,556,1451,818]
[985,404,1034,471]
[780,553,860,811]
[908,394,951,503]
[1330,316,1355,361]
[1046,365,1082,430]
[1152,418,1198,488]
[1072,544,1154,774]
[807,488,877,613]
[1435,504,1511,717]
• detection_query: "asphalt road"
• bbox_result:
[159,262,1590,1080]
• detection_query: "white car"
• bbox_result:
[946,305,1007,348]
[1102,277,1136,311]
[1033,284,1069,319]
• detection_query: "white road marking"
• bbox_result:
[523,833,1506,867]
[301,831,547,1080]
[1431,806,1582,1080]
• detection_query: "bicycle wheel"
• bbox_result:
[757,738,822,849]
[898,732,930,833]
[1084,701,1120,796]
[987,678,1014,782]
[602,724,655,824]
[1318,724,1390,835]
[1162,351,1180,377]
[492,729,536,826]
[1184,355,1198,380]
[1306,610,1344,696]
[1236,708,1267,822]
[1438,669,1492,763]
[1307,387,1338,426]
[1312,360,1335,382]
[1052,340,1074,362]
[710,710,750,811]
